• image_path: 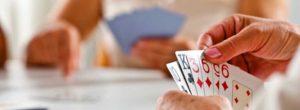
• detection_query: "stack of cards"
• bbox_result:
[166,50,263,110]
[106,7,186,54]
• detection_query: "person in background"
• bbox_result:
[0,25,7,68]
[156,14,300,110]
[25,0,287,78]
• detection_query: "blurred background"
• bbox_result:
[0,0,299,69]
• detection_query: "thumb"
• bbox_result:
[204,26,260,64]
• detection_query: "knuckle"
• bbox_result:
[158,90,181,102]
[230,14,243,19]
[227,14,244,22]
[248,23,265,34]
[156,90,182,110]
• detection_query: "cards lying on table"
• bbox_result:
[166,50,263,110]
[106,7,186,54]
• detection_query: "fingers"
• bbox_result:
[27,22,80,79]
[156,90,232,110]
[197,14,264,50]
[132,38,194,77]
[132,38,173,56]
[198,14,246,50]
[132,40,175,77]
[197,34,212,49]
[60,23,80,79]
[204,25,261,64]
[156,90,188,110]
[132,47,174,69]
[197,14,269,64]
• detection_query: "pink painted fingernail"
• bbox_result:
[205,48,222,58]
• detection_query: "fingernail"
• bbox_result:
[205,48,222,58]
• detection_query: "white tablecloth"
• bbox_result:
[0,63,176,110]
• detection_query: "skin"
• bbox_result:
[133,0,287,76]
[157,14,300,110]
[157,90,232,110]
[26,0,287,78]
[27,22,80,78]
[199,14,300,80]
[132,37,195,77]
[0,26,7,68]
[26,0,101,78]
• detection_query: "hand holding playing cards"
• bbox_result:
[132,37,195,76]
[27,22,80,78]
[156,90,232,110]
[199,14,300,80]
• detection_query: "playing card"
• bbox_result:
[230,65,263,110]
[232,81,253,110]
[185,50,205,96]
[166,61,191,94]
[210,62,220,95]
[219,63,263,103]
[175,51,198,95]
[199,57,215,96]
[106,7,186,53]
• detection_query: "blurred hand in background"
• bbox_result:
[0,26,7,68]
[132,37,195,77]
[26,22,80,78]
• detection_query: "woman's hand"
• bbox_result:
[198,14,300,80]
[27,22,80,78]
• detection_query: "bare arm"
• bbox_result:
[50,0,102,41]
[0,26,7,68]
[238,0,288,20]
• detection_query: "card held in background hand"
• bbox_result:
[106,7,186,54]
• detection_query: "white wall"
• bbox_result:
[0,0,56,60]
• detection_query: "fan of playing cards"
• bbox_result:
[166,50,264,110]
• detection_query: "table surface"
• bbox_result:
[0,64,176,110]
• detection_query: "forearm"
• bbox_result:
[238,0,288,20]
[49,0,103,41]
[0,26,7,67]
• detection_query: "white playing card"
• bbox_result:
[232,81,253,110]
[175,51,198,95]
[219,63,263,103]
[211,63,220,95]
[166,61,191,94]
[198,55,214,96]
[230,65,263,110]
[185,50,205,96]
[218,63,232,101]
